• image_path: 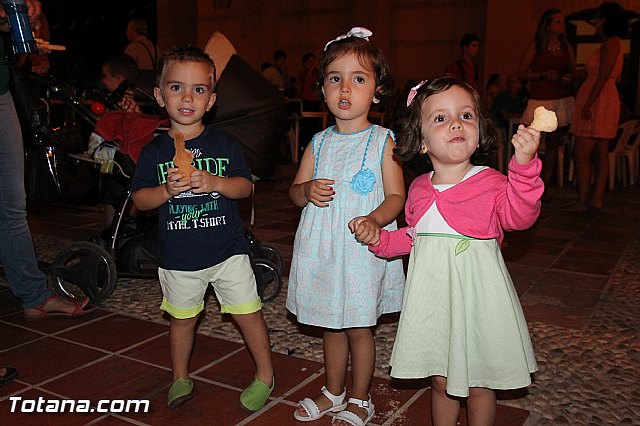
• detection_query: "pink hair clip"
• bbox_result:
[406,80,428,107]
[324,27,373,51]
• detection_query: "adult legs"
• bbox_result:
[232,311,274,386]
[0,91,50,309]
[590,138,610,208]
[0,92,86,318]
[467,387,497,426]
[431,376,460,426]
[541,128,566,189]
[572,136,596,210]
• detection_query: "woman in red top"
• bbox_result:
[518,9,576,193]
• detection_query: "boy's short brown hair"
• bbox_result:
[156,45,217,87]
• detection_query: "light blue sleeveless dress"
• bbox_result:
[287,125,405,329]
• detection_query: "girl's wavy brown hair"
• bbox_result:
[395,76,496,165]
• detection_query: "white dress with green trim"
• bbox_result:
[389,166,537,397]
[287,125,405,329]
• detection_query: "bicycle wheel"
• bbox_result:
[51,241,117,304]
[258,243,285,273]
[253,258,282,303]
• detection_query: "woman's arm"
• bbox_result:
[567,43,577,75]
[517,43,539,81]
[518,42,561,82]
[580,37,620,120]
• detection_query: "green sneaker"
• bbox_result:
[240,376,274,412]
[167,378,194,409]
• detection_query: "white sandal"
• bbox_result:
[332,395,375,426]
[294,386,347,422]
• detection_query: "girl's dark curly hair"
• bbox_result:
[395,76,496,164]
[319,37,393,100]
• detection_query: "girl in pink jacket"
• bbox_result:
[369,76,543,425]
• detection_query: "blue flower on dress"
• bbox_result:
[350,168,376,195]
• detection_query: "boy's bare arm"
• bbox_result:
[132,185,172,211]
[190,171,252,199]
[132,167,188,211]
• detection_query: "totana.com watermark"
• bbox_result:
[9,396,150,413]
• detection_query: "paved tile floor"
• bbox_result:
[1,162,639,425]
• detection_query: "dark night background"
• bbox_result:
[41,0,157,87]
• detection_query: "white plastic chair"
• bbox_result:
[608,119,640,190]
[626,130,640,186]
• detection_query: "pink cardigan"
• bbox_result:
[371,157,543,258]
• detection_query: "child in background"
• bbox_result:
[131,45,274,411]
[100,54,141,113]
[287,27,405,425]
[370,76,542,425]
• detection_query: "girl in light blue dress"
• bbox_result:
[287,27,405,426]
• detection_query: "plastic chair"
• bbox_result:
[608,119,640,190]
[624,129,640,187]
[292,111,328,163]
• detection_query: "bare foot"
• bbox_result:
[589,198,603,209]
[23,294,91,320]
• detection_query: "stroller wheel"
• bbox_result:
[51,241,117,304]
[258,243,285,273]
[253,259,282,303]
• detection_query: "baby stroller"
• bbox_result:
[50,189,284,304]
[50,34,287,304]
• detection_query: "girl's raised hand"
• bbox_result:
[304,178,335,207]
[166,168,192,196]
[348,216,381,245]
[511,124,541,165]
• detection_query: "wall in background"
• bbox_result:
[155,0,639,112]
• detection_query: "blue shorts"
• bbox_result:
[158,254,261,319]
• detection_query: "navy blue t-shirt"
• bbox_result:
[131,126,251,271]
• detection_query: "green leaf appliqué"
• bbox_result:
[455,240,470,256]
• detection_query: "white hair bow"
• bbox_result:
[324,27,373,51]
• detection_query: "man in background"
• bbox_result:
[445,33,482,92]
[123,17,157,93]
